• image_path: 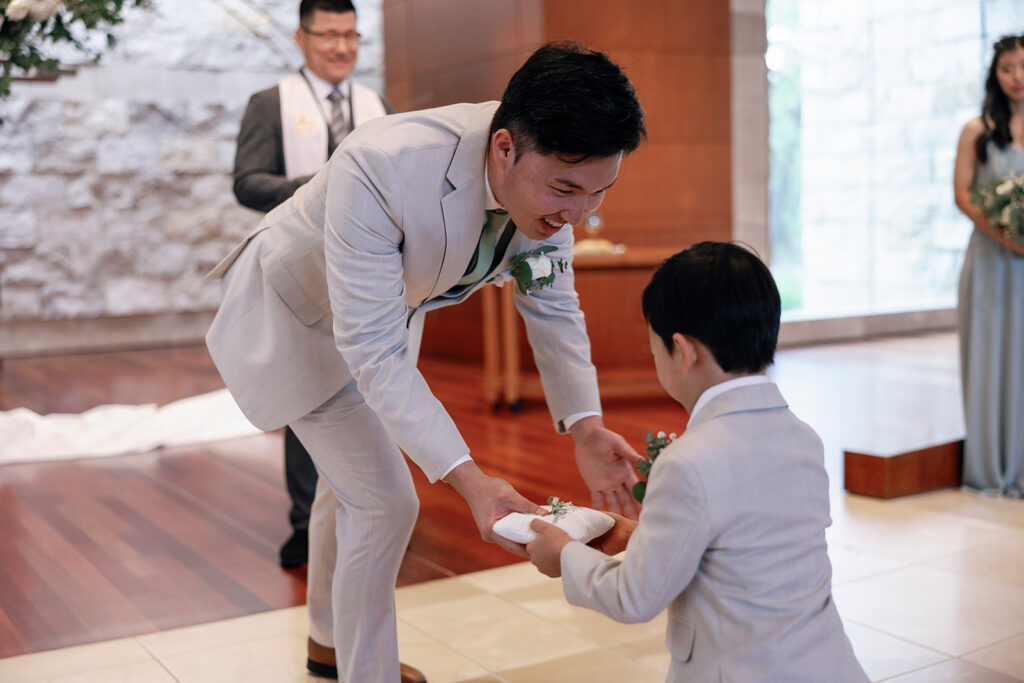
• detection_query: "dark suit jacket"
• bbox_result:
[233,82,394,213]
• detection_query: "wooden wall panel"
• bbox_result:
[384,0,731,367]
[384,0,543,112]
[543,0,729,55]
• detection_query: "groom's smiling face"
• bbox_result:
[488,128,620,242]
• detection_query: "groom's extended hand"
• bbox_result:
[443,460,543,557]
[570,416,643,520]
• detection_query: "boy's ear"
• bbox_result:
[672,332,698,372]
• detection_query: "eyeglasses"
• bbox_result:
[302,27,361,46]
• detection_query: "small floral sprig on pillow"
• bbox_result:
[632,430,677,503]
[503,245,567,295]
[971,171,1024,243]
[546,495,574,521]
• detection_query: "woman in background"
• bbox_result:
[953,34,1024,497]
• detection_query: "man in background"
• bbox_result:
[232,0,391,568]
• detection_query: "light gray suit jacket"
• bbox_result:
[206,102,601,483]
[560,382,868,682]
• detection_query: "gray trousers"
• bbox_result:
[290,378,420,683]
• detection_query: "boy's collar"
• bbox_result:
[688,375,770,424]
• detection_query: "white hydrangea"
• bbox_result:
[1001,204,1014,227]
[996,178,1015,195]
[5,0,63,22]
[523,254,553,279]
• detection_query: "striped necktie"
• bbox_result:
[457,209,509,286]
[327,89,348,155]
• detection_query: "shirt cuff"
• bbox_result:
[562,410,602,432]
[440,454,473,480]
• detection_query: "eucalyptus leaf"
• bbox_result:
[632,481,646,503]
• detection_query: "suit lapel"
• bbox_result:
[429,106,499,301]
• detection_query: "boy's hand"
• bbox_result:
[526,518,572,578]
[588,511,638,555]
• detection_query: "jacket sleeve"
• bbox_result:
[323,142,469,483]
[233,89,310,213]
[560,445,711,623]
[511,227,602,431]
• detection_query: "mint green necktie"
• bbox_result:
[457,209,508,286]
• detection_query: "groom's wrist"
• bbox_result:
[442,460,485,497]
[568,414,603,441]
[440,454,473,480]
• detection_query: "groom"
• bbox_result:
[206,42,647,682]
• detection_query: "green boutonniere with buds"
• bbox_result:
[632,430,677,503]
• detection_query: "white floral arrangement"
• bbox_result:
[0,0,152,124]
[490,245,567,295]
[971,171,1024,243]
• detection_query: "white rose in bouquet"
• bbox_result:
[996,178,1015,195]
[5,0,63,22]
[30,0,63,22]
[5,0,32,20]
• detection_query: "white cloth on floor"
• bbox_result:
[0,388,261,465]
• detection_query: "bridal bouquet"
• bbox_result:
[971,172,1024,242]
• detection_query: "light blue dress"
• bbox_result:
[958,141,1024,497]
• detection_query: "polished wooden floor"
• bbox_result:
[0,346,687,658]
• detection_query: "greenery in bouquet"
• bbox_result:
[0,0,151,123]
[970,172,1024,243]
[632,430,676,503]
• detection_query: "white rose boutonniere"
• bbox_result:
[494,245,567,295]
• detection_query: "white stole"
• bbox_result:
[279,72,389,180]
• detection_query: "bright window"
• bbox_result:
[766,0,1022,318]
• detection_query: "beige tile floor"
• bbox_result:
[4,332,1024,682]
[2,488,1023,682]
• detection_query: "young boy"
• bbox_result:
[526,242,868,682]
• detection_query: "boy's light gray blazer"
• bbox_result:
[560,382,869,682]
[206,101,601,483]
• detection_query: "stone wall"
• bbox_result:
[0,0,383,332]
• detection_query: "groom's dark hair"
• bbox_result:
[643,242,781,374]
[490,41,646,163]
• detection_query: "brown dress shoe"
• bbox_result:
[306,637,427,682]
[401,662,427,683]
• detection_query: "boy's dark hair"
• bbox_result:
[490,41,646,162]
[300,0,356,24]
[642,242,781,374]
